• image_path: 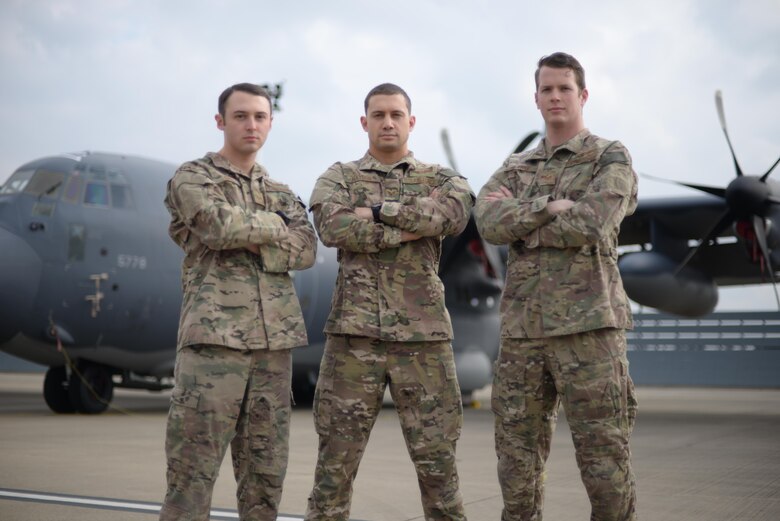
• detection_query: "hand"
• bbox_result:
[354,207,373,220]
[547,199,574,214]
[401,230,421,242]
[482,185,513,201]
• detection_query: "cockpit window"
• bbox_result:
[1,162,135,209]
[24,170,66,198]
[84,165,134,209]
[84,182,110,207]
[110,184,134,209]
[0,169,35,194]
[62,174,84,204]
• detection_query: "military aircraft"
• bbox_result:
[618,91,780,316]
[0,149,504,414]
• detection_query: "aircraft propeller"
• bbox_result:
[439,129,541,172]
[646,90,780,308]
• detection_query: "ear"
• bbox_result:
[215,113,225,130]
[580,88,589,107]
[408,115,416,132]
[534,92,540,110]
[360,115,368,132]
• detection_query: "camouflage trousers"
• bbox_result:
[159,344,292,521]
[305,335,467,521]
[492,328,637,521]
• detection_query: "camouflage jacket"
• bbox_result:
[165,152,316,350]
[309,152,475,341]
[474,130,638,339]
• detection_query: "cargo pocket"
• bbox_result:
[250,396,288,468]
[564,357,623,423]
[441,358,463,441]
[491,357,527,419]
[313,352,336,437]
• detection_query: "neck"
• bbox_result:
[218,148,257,174]
[545,124,585,148]
[369,147,408,166]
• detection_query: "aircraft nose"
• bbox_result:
[0,226,42,344]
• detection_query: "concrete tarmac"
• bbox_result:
[1,373,779,520]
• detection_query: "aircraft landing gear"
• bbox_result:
[43,363,115,414]
[68,361,114,414]
[43,366,76,413]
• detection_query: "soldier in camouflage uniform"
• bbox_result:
[159,83,317,521]
[474,53,638,520]
[304,83,474,521]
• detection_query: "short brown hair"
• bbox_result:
[364,83,412,114]
[534,52,586,92]
[218,83,273,117]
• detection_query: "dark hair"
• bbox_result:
[363,83,412,114]
[534,52,586,92]
[217,83,273,117]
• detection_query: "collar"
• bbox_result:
[205,152,266,179]
[528,128,592,160]
[357,151,417,175]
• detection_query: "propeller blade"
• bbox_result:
[751,215,780,310]
[641,172,726,198]
[674,209,734,275]
[760,156,780,182]
[513,131,541,154]
[715,90,745,178]
[440,128,459,171]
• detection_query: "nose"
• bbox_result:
[0,226,42,344]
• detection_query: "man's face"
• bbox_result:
[361,94,416,159]
[215,91,273,157]
[534,66,588,130]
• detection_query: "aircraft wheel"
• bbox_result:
[43,366,76,414]
[68,363,114,414]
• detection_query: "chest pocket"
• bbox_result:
[344,170,384,207]
[216,175,245,207]
[512,163,543,199]
[252,177,298,214]
[558,155,597,201]
[401,173,436,204]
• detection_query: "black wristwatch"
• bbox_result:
[371,204,382,223]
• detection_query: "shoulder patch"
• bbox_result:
[598,140,631,166]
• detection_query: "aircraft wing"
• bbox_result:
[619,195,728,246]
[618,194,775,286]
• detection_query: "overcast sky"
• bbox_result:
[1,0,779,310]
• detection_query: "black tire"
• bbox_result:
[68,363,114,414]
[43,366,76,414]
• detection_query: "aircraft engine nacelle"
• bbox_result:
[618,251,719,317]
